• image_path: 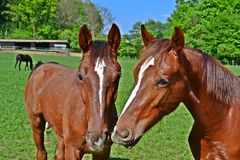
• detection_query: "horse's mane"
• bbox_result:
[195,49,240,105]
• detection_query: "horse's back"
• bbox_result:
[25,54,32,61]
[26,63,74,91]
[25,63,76,136]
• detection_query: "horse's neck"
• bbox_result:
[181,49,203,97]
[181,49,231,133]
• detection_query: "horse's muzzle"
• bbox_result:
[86,131,109,152]
[111,127,138,149]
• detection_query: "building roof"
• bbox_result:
[0,39,68,43]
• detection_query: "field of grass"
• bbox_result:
[1,51,239,159]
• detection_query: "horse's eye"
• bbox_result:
[78,74,83,81]
[157,78,169,86]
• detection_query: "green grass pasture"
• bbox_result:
[1,52,239,159]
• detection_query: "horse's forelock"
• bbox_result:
[138,39,171,70]
[84,41,113,68]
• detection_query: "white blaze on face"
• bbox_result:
[94,57,106,117]
[120,57,155,117]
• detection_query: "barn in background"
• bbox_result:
[0,39,68,52]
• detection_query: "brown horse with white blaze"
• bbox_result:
[111,25,240,159]
[25,24,121,160]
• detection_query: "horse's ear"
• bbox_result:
[108,23,121,54]
[78,25,92,53]
[171,27,185,54]
[141,24,156,46]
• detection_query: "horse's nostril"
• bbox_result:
[86,132,96,142]
[86,132,104,151]
[111,128,133,144]
[119,128,130,138]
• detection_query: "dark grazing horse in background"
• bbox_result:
[15,54,33,70]
[112,25,240,159]
[25,23,121,160]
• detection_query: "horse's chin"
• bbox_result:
[89,145,105,153]
[123,136,142,149]
[111,132,142,149]
[87,137,111,153]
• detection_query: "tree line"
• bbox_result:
[167,0,240,64]
[0,0,113,49]
[1,0,240,63]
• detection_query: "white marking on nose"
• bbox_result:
[94,57,106,117]
[120,57,155,117]
[94,138,103,147]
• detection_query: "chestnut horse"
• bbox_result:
[112,25,240,159]
[25,24,121,160]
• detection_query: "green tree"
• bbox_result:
[0,0,20,37]
[128,21,142,57]
[121,20,168,58]
[168,0,240,63]
[166,0,199,37]
[4,0,58,38]
[97,6,115,33]
[56,0,86,29]
[1,0,113,50]
[84,1,103,36]
[56,0,105,49]
[119,34,137,57]
[144,19,168,38]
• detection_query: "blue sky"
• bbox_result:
[92,0,176,34]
